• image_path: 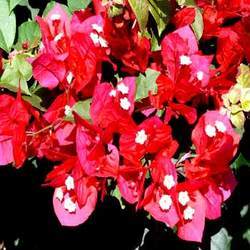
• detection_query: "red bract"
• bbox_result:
[68,12,109,93]
[75,113,119,178]
[120,116,178,164]
[143,153,206,242]
[32,4,108,93]
[90,77,136,133]
[177,190,206,242]
[172,7,196,28]
[46,158,98,226]
[0,93,30,167]
[32,4,69,89]
[143,155,179,227]
[32,53,66,89]
[103,11,150,73]
[184,111,239,220]
[118,164,146,204]
[150,26,212,124]
[161,25,212,89]
[1,0,248,244]
[191,110,239,158]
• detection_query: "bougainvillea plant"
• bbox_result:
[0,0,250,245]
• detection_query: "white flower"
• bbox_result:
[66,72,73,84]
[183,206,195,220]
[64,198,77,213]
[178,191,190,206]
[109,89,117,97]
[55,187,64,202]
[92,24,103,33]
[205,124,216,137]
[215,120,227,133]
[64,105,72,117]
[90,32,99,45]
[196,71,204,81]
[120,97,131,110]
[65,175,74,191]
[54,32,64,42]
[159,194,172,211]
[180,55,192,65]
[50,13,61,21]
[40,42,45,50]
[98,36,108,48]
[117,82,129,94]
[163,175,175,190]
[135,129,148,145]
[90,33,108,47]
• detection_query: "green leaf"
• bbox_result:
[191,8,204,40]
[240,204,249,218]
[43,1,71,17]
[128,0,149,34]
[232,153,250,170]
[176,0,196,6]
[243,229,250,244]
[237,64,250,88]
[0,0,10,17]
[111,186,125,209]
[108,5,124,17]
[150,29,161,51]
[72,99,91,120]
[136,68,160,101]
[231,111,245,129]
[67,0,91,12]
[241,89,250,112]
[22,94,46,111]
[148,0,171,36]
[16,20,41,50]
[211,228,232,250]
[0,54,32,95]
[0,11,16,52]
[8,0,23,12]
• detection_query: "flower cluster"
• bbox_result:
[0,0,249,243]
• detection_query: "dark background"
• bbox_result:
[0,152,249,250]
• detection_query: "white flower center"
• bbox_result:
[120,97,131,110]
[64,105,72,117]
[90,32,99,45]
[180,55,192,65]
[135,129,148,145]
[159,194,172,211]
[90,33,108,47]
[196,71,204,81]
[64,198,77,213]
[183,206,195,220]
[163,175,175,190]
[40,42,45,50]
[50,13,61,21]
[109,89,117,97]
[67,72,73,84]
[92,24,103,33]
[178,191,190,206]
[98,36,108,48]
[205,124,216,137]
[55,187,64,202]
[215,120,227,133]
[117,82,129,94]
[54,32,64,42]
[65,175,75,190]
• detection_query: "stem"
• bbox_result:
[26,118,64,136]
